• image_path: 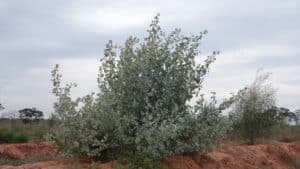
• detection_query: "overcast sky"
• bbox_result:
[0,0,299,116]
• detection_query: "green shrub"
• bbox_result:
[32,130,46,139]
[48,14,230,163]
[0,130,29,143]
[0,130,5,142]
[3,131,15,142]
[13,134,29,143]
[230,72,285,144]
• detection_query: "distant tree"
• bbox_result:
[295,110,300,125]
[0,103,4,111]
[230,71,280,144]
[18,108,44,124]
[264,106,294,125]
[282,109,300,125]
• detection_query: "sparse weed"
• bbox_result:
[89,162,101,169]
[112,158,165,169]
[65,164,82,169]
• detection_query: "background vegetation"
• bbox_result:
[0,15,299,169]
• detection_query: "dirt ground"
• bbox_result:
[0,140,300,169]
[0,140,56,160]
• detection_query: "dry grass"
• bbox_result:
[273,125,300,142]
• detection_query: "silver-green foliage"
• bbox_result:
[49,15,228,160]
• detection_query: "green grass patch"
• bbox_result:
[0,129,29,143]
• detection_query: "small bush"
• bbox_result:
[230,72,285,144]
[13,134,29,143]
[32,130,46,139]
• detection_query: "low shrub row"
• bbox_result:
[0,130,29,143]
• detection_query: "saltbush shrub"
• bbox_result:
[48,15,230,163]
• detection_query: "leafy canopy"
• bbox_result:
[49,14,228,161]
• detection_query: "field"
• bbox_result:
[0,119,55,142]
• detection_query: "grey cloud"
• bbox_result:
[0,0,300,114]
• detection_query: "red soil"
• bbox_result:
[1,141,300,169]
[0,140,56,160]
[165,141,300,169]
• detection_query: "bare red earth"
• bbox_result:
[0,141,300,169]
[0,141,56,160]
[165,141,300,169]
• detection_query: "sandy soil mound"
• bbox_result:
[0,158,93,169]
[0,141,56,160]
[165,141,300,169]
[1,141,300,169]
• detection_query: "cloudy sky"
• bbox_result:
[0,0,299,116]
